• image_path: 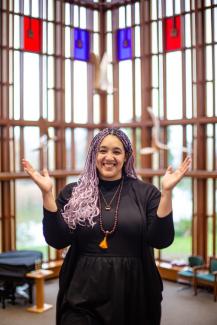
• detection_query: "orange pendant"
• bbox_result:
[99,234,108,249]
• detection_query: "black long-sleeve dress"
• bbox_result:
[43,176,174,325]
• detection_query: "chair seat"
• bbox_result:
[178,269,193,278]
[196,273,215,282]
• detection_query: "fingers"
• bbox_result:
[22,158,34,173]
[42,169,49,177]
[166,165,173,173]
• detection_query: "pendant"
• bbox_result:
[99,233,108,249]
[105,206,111,211]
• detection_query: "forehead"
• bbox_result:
[99,134,124,149]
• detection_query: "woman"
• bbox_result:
[22,128,191,325]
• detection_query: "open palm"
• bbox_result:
[161,156,191,191]
[22,158,53,193]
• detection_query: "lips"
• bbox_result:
[102,162,116,169]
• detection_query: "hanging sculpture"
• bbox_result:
[90,52,115,94]
[140,107,188,155]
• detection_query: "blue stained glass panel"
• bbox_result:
[74,28,90,61]
[116,27,132,61]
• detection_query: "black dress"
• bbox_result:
[43,177,174,325]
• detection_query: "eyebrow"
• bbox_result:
[99,146,123,151]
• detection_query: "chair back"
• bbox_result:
[210,257,217,273]
[188,255,204,267]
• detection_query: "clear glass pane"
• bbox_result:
[32,0,39,18]
[206,124,214,171]
[151,0,157,20]
[14,15,20,49]
[47,22,54,55]
[119,60,133,123]
[24,127,40,170]
[185,14,191,47]
[215,8,217,43]
[48,89,55,121]
[158,21,162,53]
[42,56,48,119]
[93,10,99,32]
[166,52,182,119]
[74,5,79,27]
[24,0,30,15]
[159,54,164,117]
[106,33,112,60]
[23,53,40,121]
[74,128,88,169]
[206,45,213,80]
[14,51,20,119]
[73,61,88,123]
[48,0,54,21]
[65,2,71,25]
[16,179,48,260]
[166,0,173,17]
[48,56,54,88]
[134,26,140,57]
[152,55,158,88]
[80,7,87,29]
[126,5,131,27]
[134,2,140,24]
[167,125,184,168]
[205,9,212,44]
[14,126,20,172]
[107,94,113,124]
[135,58,141,121]
[65,59,72,123]
[186,49,193,119]
[106,11,112,32]
[93,94,100,124]
[152,22,158,54]
[93,33,100,56]
[162,178,192,262]
[65,26,71,58]
[206,82,213,117]
[208,216,213,257]
[65,128,72,170]
[119,6,125,28]
[43,21,47,53]
[48,127,55,171]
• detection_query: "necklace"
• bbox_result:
[98,178,124,249]
[99,182,122,211]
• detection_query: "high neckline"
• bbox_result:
[99,177,123,190]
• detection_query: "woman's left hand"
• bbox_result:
[161,156,192,192]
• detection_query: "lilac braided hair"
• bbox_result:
[62,128,137,229]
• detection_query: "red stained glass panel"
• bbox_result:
[163,15,181,52]
[24,16,42,53]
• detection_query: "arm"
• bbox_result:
[43,184,75,249]
[146,187,174,249]
[146,156,191,248]
[22,158,75,249]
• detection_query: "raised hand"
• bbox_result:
[161,156,191,192]
[22,158,53,194]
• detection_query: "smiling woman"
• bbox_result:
[22,127,191,325]
[96,134,126,180]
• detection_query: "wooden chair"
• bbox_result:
[177,255,204,286]
[193,256,217,301]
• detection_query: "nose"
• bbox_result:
[105,151,114,160]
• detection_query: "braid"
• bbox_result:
[62,128,137,229]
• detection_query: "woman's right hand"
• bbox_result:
[22,158,53,194]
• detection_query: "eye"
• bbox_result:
[113,150,122,155]
[99,149,107,154]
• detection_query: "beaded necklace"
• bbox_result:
[98,178,124,249]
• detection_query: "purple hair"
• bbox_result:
[62,128,137,229]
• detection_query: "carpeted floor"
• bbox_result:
[0,280,217,325]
